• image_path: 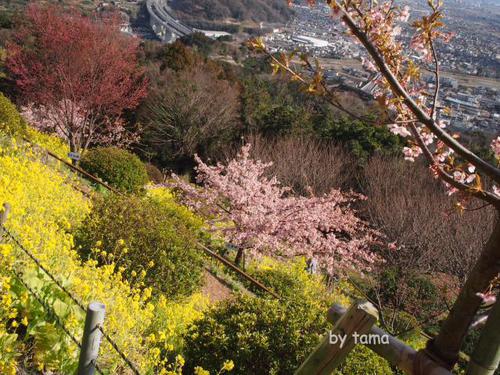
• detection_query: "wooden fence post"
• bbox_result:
[78,302,106,375]
[295,300,378,375]
[467,298,500,375]
[0,202,11,239]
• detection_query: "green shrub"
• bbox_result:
[79,147,149,193]
[405,275,442,318]
[75,193,205,299]
[0,92,26,136]
[314,116,403,162]
[246,257,337,303]
[183,295,325,375]
[184,259,392,374]
[337,345,394,375]
[370,267,444,323]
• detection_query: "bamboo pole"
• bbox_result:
[295,300,378,375]
[467,298,500,375]
[328,305,453,375]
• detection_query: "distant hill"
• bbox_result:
[170,0,294,24]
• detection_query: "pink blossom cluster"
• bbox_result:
[388,124,412,138]
[476,292,497,305]
[21,101,139,149]
[169,145,380,274]
[403,146,423,162]
[21,101,84,140]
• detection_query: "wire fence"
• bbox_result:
[0,137,285,375]
[0,224,140,375]
[8,266,105,374]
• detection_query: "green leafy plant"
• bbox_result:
[336,345,394,375]
[185,258,399,374]
[0,92,26,136]
[314,116,403,162]
[79,147,149,193]
[75,192,205,299]
[183,294,325,375]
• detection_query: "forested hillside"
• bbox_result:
[170,0,293,23]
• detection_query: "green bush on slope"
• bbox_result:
[0,92,26,136]
[75,193,205,299]
[79,147,149,193]
[185,258,395,374]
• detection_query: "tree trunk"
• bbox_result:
[424,212,500,369]
[69,138,78,166]
[235,247,245,269]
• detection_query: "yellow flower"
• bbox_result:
[21,316,28,326]
[194,367,210,375]
[175,354,185,367]
[10,320,18,328]
[222,360,234,372]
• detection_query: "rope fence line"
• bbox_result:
[23,137,282,301]
[197,242,281,299]
[22,137,124,196]
[1,224,141,375]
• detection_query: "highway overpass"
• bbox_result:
[146,0,193,42]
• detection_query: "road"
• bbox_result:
[146,0,193,41]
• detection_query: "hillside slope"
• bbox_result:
[170,0,293,24]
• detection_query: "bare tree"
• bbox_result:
[140,65,240,170]
[363,156,496,280]
[247,135,357,195]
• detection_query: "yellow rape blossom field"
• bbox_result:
[0,134,209,374]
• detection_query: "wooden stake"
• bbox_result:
[0,202,11,239]
[78,302,106,375]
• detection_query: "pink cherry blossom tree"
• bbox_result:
[169,144,380,273]
[250,0,500,370]
[21,102,140,150]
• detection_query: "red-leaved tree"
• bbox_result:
[249,0,500,371]
[169,144,379,273]
[6,4,148,155]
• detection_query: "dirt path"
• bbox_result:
[201,270,234,303]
